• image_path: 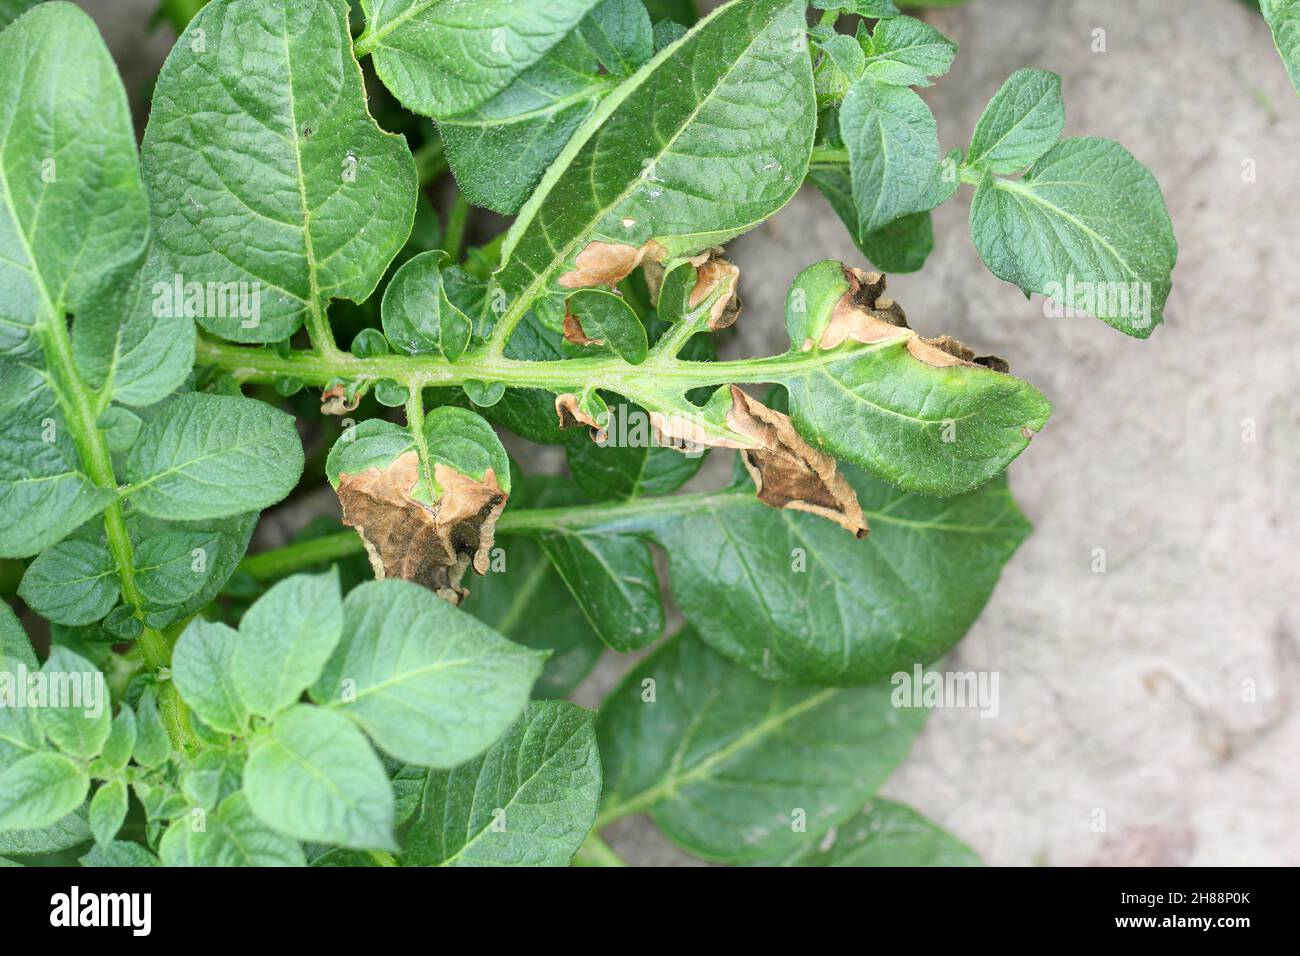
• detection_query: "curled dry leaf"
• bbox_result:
[821,266,1009,371]
[555,393,608,442]
[690,257,742,331]
[557,239,666,289]
[650,386,867,538]
[336,451,507,605]
[320,385,360,415]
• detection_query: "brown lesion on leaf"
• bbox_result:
[562,306,604,347]
[724,386,867,538]
[554,393,608,443]
[689,256,742,331]
[650,387,868,538]
[320,385,359,416]
[821,266,1010,372]
[558,239,667,289]
[336,451,507,605]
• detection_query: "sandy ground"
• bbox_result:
[80,0,1300,866]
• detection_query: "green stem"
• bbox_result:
[237,532,368,580]
[368,850,399,867]
[38,306,196,751]
[441,193,471,262]
[404,385,435,493]
[809,145,849,168]
[573,832,628,867]
[196,332,899,397]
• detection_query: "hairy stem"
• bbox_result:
[441,193,470,262]
[413,137,447,187]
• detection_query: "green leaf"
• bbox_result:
[404,701,600,866]
[141,0,417,342]
[35,647,111,758]
[17,539,119,626]
[97,407,143,453]
[0,808,91,856]
[507,465,1030,685]
[88,779,128,846]
[100,706,136,772]
[1262,0,1300,95]
[756,799,981,865]
[245,704,395,850]
[80,840,161,867]
[0,365,115,559]
[597,631,925,861]
[460,534,605,699]
[811,0,899,15]
[565,418,704,501]
[131,531,221,607]
[0,753,89,834]
[0,1,41,31]
[132,687,172,769]
[966,69,1064,174]
[124,393,304,520]
[582,0,654,75]
[311,580,544,767]
[72,245,195,408]
[172,620,249,735]
[232,570,344,717]
[969,137,1177,337]
[422,406,513,496]
[189,792,307,867]
[359,0,604,117]
[839,77,939,234]
[0,601,37,670]
[563,288,649,363]
[496,0,815,329]
[810,165,936,273]
[438,34,610,215]
[381,250,472,360]
[182,751,244,811]
[0,2,148,358]
[862,15,957,88]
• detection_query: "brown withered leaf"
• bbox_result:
[555,393,608,442]
[725,386,867,538]
[336,451,507,605]
[321,385,359,415]
[821,266,1010,372]
[558,239,666,289]
[650,387,867,537]
[689,257,742,331]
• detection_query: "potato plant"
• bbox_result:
[0,0,1178,867]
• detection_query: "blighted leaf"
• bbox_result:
[755,800,981,866]
[141,0,417,342]
[966,69,1064,175]
[777,264,1049,497]
[969,137,1177,337]
[563,288,648,363]
[496,0,814,336]
[403,701,600,866]
[596,631,925,862]
[359,0,605,117]
[310,580,544,768]
[338,451,507,604]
